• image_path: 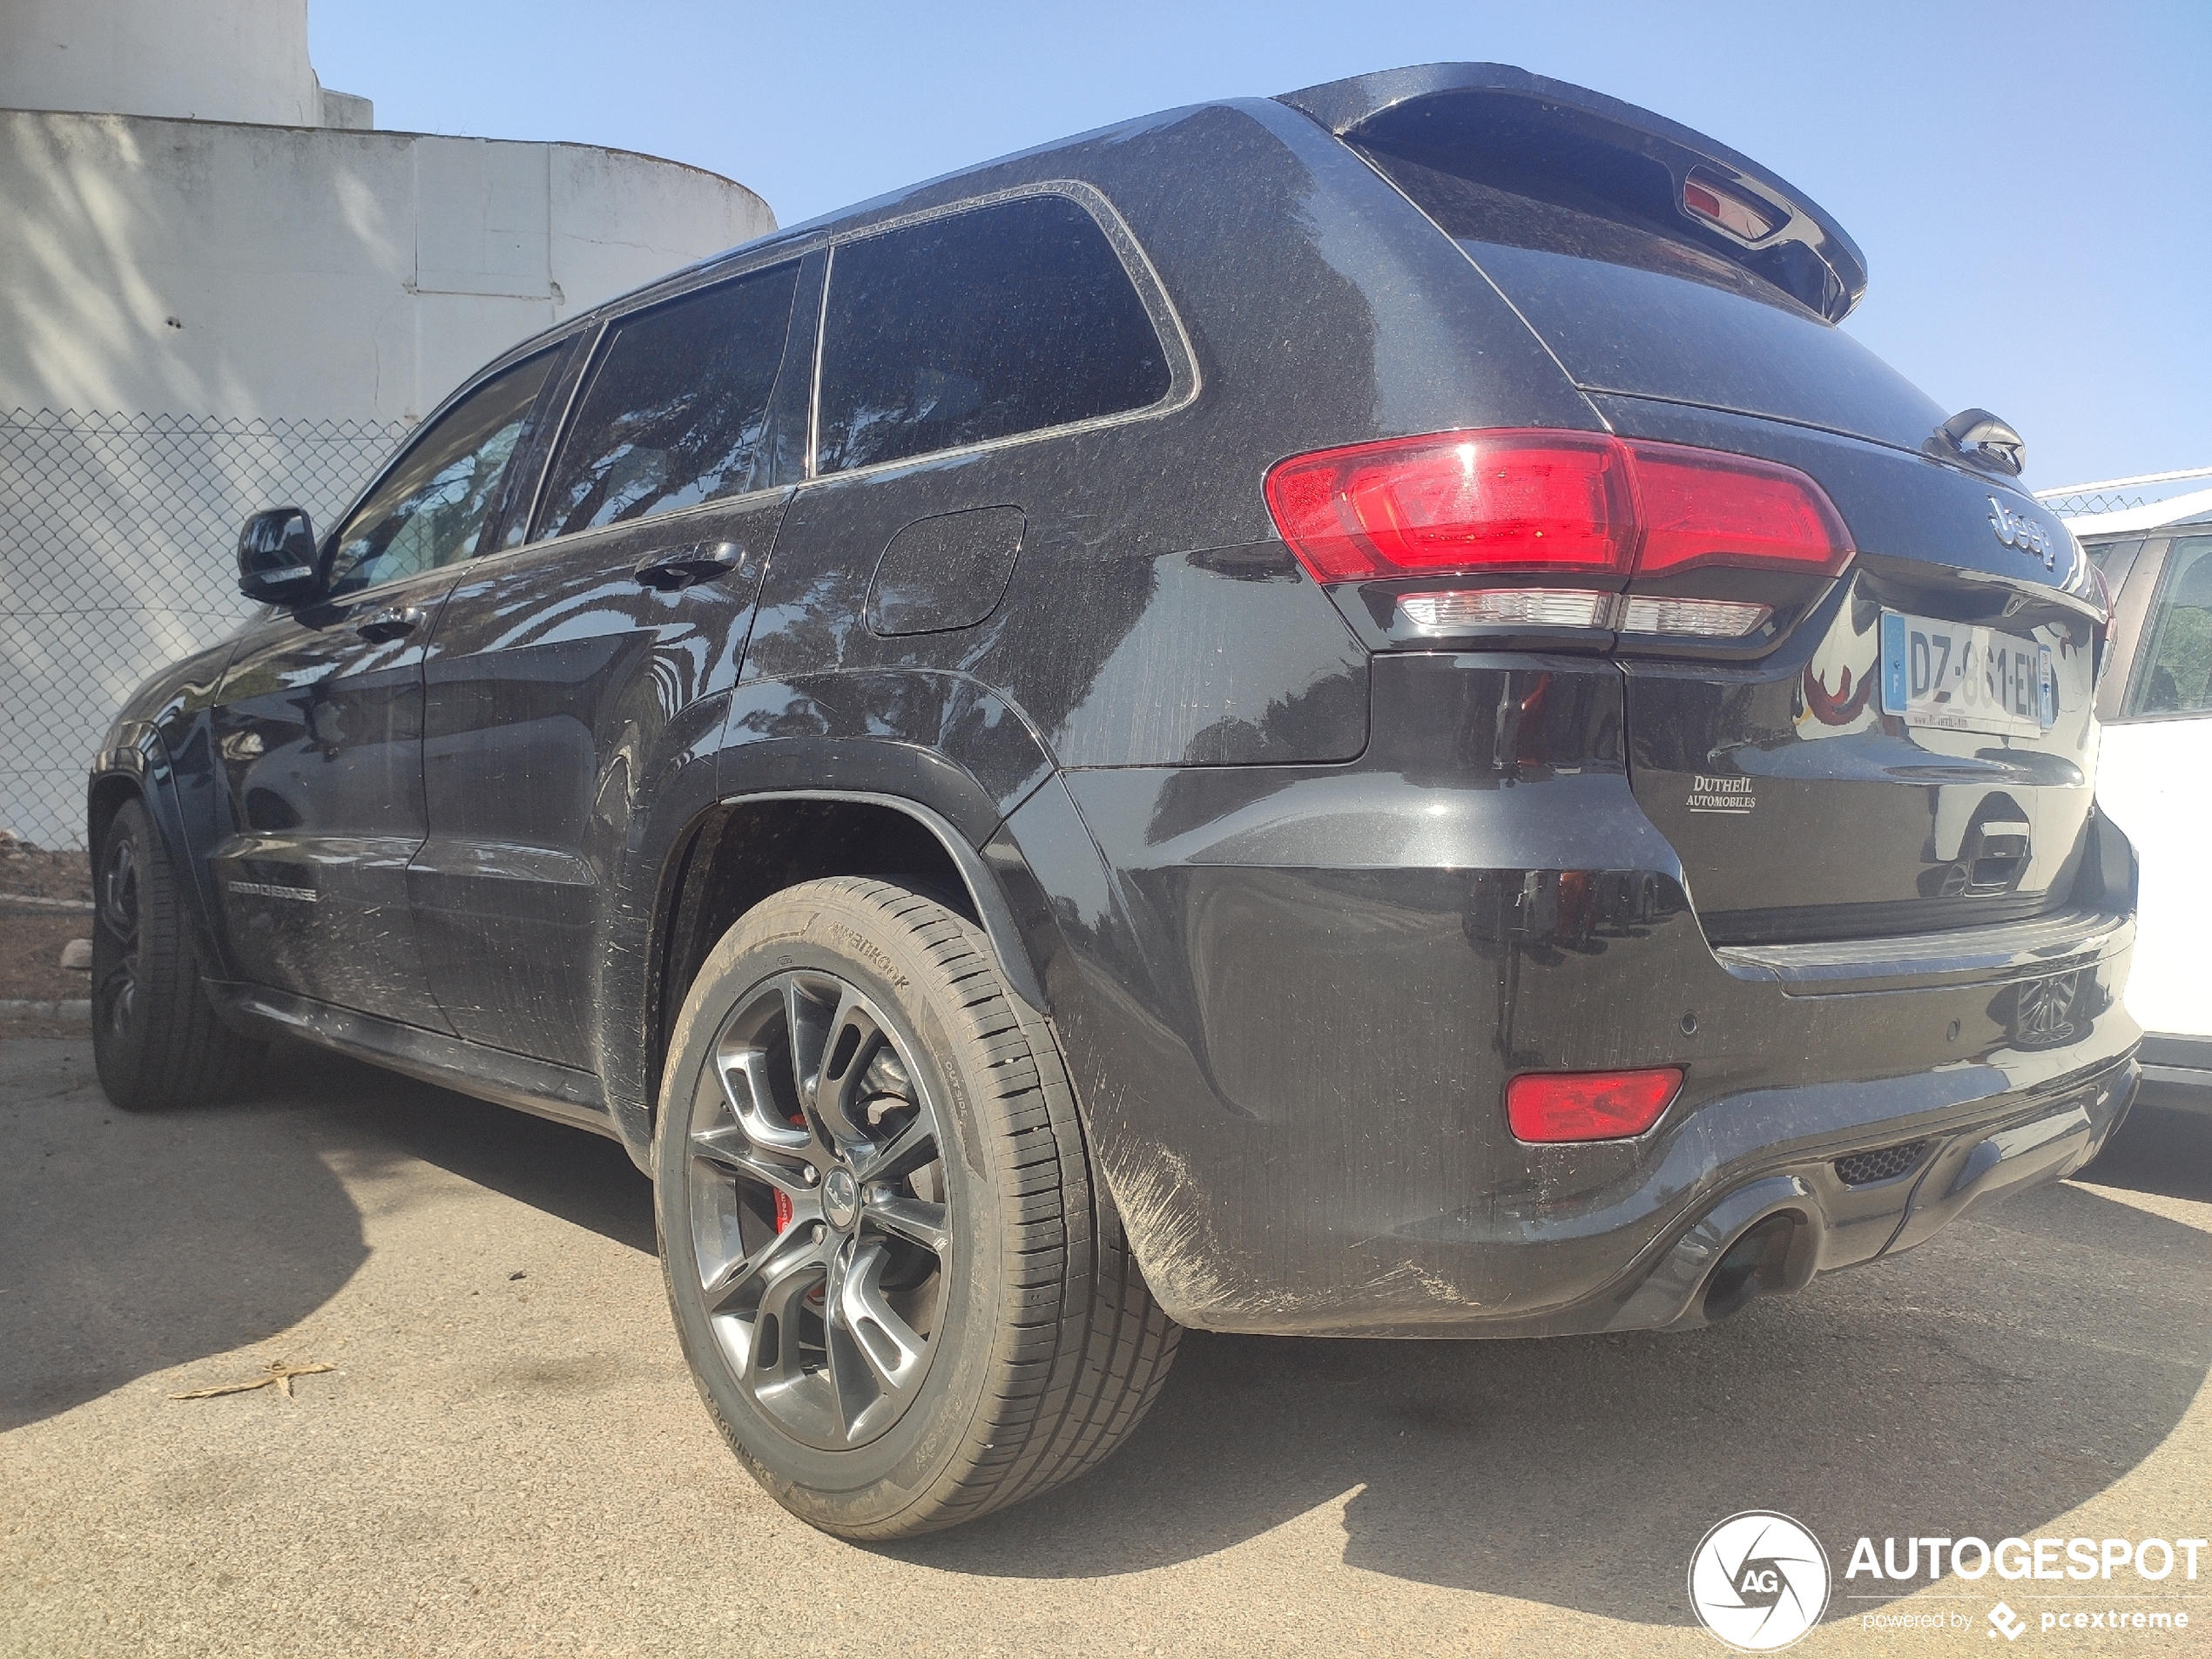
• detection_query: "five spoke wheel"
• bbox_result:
[684,971,949,1450]
[95,819,140,1045]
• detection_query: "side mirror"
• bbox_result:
[237,508,322,606]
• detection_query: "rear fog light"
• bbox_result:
[1506,1068,1684,1143]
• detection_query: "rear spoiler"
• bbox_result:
[1278,63,1868,323]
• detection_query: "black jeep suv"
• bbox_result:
[88,64,2138,1537]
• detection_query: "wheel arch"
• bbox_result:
[638,787,1055,1151]
[84,725,229,978]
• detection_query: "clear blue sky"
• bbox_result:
[314,0,2208,491]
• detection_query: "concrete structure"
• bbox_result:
[3,0,338,129]
[0,0,775,847]
[0,111,774,425]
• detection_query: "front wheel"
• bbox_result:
[91,798,265,1110]
[655,876,1177,1538]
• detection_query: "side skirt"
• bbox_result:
[207,980,618,1141]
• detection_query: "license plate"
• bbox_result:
[1879,610,2055,738]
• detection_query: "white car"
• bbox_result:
[2082,509,2212,1103]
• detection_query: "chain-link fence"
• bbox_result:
[1,408,410,849]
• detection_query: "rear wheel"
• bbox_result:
[655,876,1177,1538]
[91,798,265,1110]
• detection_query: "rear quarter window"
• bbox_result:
[814,194,1171,475]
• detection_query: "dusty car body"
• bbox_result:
[88,63,2138,1534]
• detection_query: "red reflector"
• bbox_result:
[1628,440,1853,577]
[1264,430,1851,587]
[1506,1068,1683,1143]
[1262,430,1635,582]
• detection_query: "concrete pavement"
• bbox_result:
[3,1037,2208,1657]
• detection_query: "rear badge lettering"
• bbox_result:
[1988,496,2056,570]
[231,880,318,903]
[1686,774,1757,815]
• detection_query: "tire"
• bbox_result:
[91,798,266,1111]
[654,876,1178,1538]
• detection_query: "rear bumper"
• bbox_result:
[1603,1056,2136,1334]
[1004,652,2142,1338]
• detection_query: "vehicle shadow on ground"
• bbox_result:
[892,1103,2212,1629]
[253,1042,658,1255]
[0,1038,371,1432]
[0,1038,651,1435]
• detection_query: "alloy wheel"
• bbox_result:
[683,970,951,1450]
[96,828,140,1043]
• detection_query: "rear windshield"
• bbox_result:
[1362,152,1947,454]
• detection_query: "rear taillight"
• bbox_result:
[1505,1068,1683,1143]
[1629,442,1852,577]
[1264,431,1849,645]
[1262,431,1634,582]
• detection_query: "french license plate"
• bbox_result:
[1880,610,2054,738]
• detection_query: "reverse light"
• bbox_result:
[1619,595,1770,637]
[1506,1068,1684,1143]
[1399,589,1615,632]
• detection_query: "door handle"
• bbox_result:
[634,541,751,591]
[353,604,426,643]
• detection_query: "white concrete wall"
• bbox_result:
[0,110,775,423]
[0,106,775,846]
[0,0,325,127]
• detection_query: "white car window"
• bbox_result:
[2127,535,2212,718]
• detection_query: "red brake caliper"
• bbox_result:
[773,1190,794,1233]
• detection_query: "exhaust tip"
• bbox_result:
[1702,1214,1797,1324]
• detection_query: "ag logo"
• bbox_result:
[1688,1511,1832,1651]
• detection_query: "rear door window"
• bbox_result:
[2126,535,2212,718]
[814,194,1170,475]
[535,260,801,540]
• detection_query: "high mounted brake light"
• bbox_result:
[1683,171,1777,242]
[1264,429,1853,589]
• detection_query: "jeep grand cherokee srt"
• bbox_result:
[88,63,2137,1538]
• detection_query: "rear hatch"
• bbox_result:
[1287,66,2105,944]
